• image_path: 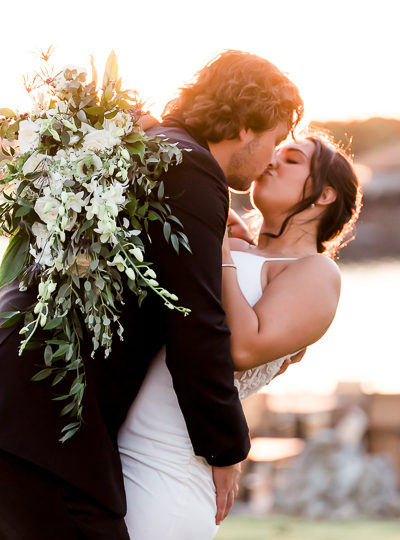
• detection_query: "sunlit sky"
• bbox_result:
[1,0,399,123]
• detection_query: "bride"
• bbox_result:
[118,133,362,539]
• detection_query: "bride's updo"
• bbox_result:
[250,132,363,258]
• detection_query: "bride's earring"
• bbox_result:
[310,203,315,208]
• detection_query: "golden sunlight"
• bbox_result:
[0,0,399,123]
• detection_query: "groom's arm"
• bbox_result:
[148,145,250,467]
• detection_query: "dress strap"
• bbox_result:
[261,257,298,261]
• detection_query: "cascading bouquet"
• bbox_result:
[0,49,190,442]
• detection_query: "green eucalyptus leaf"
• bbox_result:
[60,131,70,146]
[126,141,145,160]
[44,317,63,330]
[61,421,80,433]
[44,344,53,366]
[14,206,31,218]
[84,106,105,117]
[0,310,21,319]
[52,372,67,386]
[52,393,70,401]
[53,343,70,358]
[71,272,80,288]
[59,426,80,443]
[124,132,143,144]
[60,401,75,416]
[31,368,53,382]
[0,230,29,288]
[171,234,179,254]
[163,221,171,242]
[0,311,22,328]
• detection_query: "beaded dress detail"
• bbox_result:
[231,251,298,400]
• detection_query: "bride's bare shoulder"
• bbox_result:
[293,254,341,290]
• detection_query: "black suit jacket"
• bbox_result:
[0,115,250,515]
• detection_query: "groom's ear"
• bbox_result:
[238,127,255,143]
[316,186,337,207]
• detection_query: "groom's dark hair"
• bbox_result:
[163,50,303,142]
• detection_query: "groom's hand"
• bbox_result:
[212,462,242,525]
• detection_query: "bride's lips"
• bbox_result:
[255,170,273,182]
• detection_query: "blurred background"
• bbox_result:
[1,0,399,537]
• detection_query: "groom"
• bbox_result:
[0,50,302,539]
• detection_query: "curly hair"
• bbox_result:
[248,131,363,258]
[163,50,304,142]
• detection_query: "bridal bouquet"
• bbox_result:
[0,50,190,441]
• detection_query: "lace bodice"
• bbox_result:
[231,251,297,400]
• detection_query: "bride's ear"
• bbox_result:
[316,186,337,207]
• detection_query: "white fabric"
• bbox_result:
[231,251,297,399]
[118,348,218,540]
[118,250,297,539]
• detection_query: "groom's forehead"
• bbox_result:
[275,124,291,146]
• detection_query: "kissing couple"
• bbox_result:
[0,50,361,539]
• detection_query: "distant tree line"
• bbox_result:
[312,117,400,156]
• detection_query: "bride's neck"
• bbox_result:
[255,218,318,258]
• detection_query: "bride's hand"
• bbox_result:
[227,208,254,244]
[222,227,231,258]
[272,348,307,380]
[137,113,159,131]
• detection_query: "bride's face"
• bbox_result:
[251,139,315,217]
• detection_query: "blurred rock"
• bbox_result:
[273,408,400,518]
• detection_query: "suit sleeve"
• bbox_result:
[148,148,250,466]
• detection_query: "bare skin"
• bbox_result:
[208,122,289,192]
[222,140,341,374]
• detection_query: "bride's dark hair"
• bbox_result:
[249,131,363,258]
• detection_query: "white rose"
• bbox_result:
[18,119,41,154]
[82,129,120,152]
[76,152,103,177]
[34,195,60,226]
[22,152,48,177]
[103,112,133,135]
[103,116,127,137]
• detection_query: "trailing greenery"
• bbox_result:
[0,49,190,442]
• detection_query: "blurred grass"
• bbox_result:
[215,515,400,540]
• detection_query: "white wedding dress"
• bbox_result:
[118,251,297,540]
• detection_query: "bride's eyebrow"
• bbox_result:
[283,147,307,158]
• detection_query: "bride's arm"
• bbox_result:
[222,233,341,371]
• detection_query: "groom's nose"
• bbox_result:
[267,151,278,170]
